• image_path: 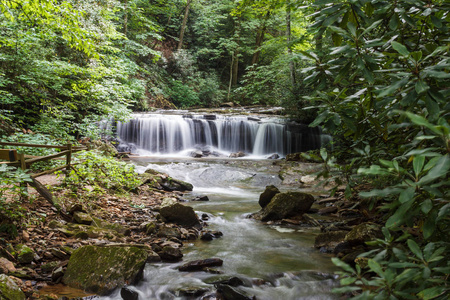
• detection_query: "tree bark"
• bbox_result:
[286,1,296,86]
[251,11,270,67]
[177,0,192,50]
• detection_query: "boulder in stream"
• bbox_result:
[0,274,26,300]
[258,185,280,208]
[160,178,193,192]
[259,192,315,221]
[160,201,201,228]
[179,258,223,272]
[216,284,254,300]
[63,245,148,295]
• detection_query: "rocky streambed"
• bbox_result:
[0,153,381,300]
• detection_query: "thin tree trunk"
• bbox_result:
[124,0,128,37]
[232,49,239,86]
[251,12,270,66]
[227,54,234,101]
[286,1,296,86]
[177,0,192,50]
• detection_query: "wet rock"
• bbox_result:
[51,266,64,282]
[189,150,203,158]
[318,206,338,215]
[204,276,246,287]
[247,117,260,122]
[267,153,280,159]
[345,223,382,244]
[121,286,139,300]
[314,231,348,253]
[179,258,223,272]
[158,246,183,262]
[216,284,254,300]
[146,250,161,263]
[0,258,16,274]
[41,261,60,273]
[73,212,93,225]
[145,222,158,235]
[63,245,148,295]
[160,203,201,228]
[175,287,209,298]
[229,152,246,158]
[16,244,35,264]
[259,192,315,221]
[160,178,193,192]
[201,232,214,241]
[193,195,209,202]
[0,274,26,300]
[220,102,234,107]
[258,185,280,208]
[50,248,69,259]
[157,226,182,239]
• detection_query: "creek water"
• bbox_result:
[101,157,338,300]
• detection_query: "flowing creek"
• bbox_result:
[101,157,339,300]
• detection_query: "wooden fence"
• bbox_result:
[0,142,88,178]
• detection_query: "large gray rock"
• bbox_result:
[258,185,280,208]
[179,258,223,272]
[314,231,348,253]
[15,244,35,265]
[0,274,26,300]
[161,178,193,192]
[345,223,382,243]
[260,192,315,221]
[216,284,253,300]
[63,245,148,295]
[160,203,201,228]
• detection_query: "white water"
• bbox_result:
[100,159,338,300]
[115,114,323,157]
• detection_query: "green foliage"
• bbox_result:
[0,164,32,236]
[63,151,142,195]
[303,0,450,297]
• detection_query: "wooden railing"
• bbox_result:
[0,142,88,178]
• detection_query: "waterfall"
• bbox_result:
[115,113,323,157]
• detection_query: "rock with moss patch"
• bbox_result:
[0,258,16,275]
[73,212,93,225]
[345,223,382,244]
[160,203,201,228]
[63,245,148,295]
[160,178,193,192]
[15,245,35,265]
[259,192,315,221]
[0,274,26,300]
[258,185,280,208]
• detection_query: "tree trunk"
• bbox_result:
[177,0,192,50]
[232,49,239,86]
[286,1,296,86]
[251,12,270,67]
[124,0,128,37]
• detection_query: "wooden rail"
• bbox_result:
[0,142,87,178]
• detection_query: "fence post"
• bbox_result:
[66,144,72,168]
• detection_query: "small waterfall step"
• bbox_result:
[115,113,324,157]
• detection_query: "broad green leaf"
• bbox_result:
[418,154,450,185]
[310,110,329,127]
[404,112,442,135]
[332,257,355,273]
[410,51,422,62]
[415,80,430,94]
[413,155,425,177]
[437,203,449,221]
[360,187,403,198]
[421,199,433,214]
[386,197,414,228]
[407,239,423,260]
[418,286,446,300]
[377,78,409,97]
[391,41,410,56]
[368,259,384,277]
[388,262,418,268]
[362,19,382,36]
[399,187,415,204]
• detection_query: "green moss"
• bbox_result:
[63,245,148,295]
[0,274,26,300]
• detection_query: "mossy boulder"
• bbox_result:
[73,212,93,225]
[258,185,280,208]
[15,245,35,265]
[0,274,26,300]
[259,192,315,221]
[160,203,201,228]
[160,178,193,192]
[63,245,148,295]
[345,223,382,244]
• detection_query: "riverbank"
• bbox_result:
[1,151,373,299]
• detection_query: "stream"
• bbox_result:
[101,157,338,300]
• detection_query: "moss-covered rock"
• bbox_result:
[259,192,315,221]
[0,274,26,300]
[345,223,382,243]
[160,178,193,192]
[258,185,280,208]
[15,245,34,265]
[73,212,93,225]
[160,203,201,228]
[63,245,148,295]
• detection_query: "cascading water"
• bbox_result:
[115,113,324,157]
